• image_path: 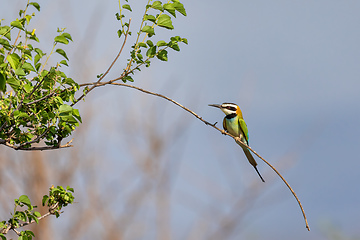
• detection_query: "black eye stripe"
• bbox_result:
[226,106,237,111]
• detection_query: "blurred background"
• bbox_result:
[1,0,360,239]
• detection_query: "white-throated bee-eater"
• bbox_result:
[209,103,265,182]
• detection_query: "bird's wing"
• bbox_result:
[222,117,227,132]
[239,118,249,145]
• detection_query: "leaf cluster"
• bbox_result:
[1,0,188,149]
[0,186,74,240]
[42,185,75,218]
[0,2,81,150]
[116,0,188,82]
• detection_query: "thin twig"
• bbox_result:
[12,228,21,236]
[18,127,50,148]
[234,138,311,231]
[71,19,131,106]
[103,82,310,231]
[1,138,73,151]
[27,71,50,100]
[1,204,63,234]
[18,212,51,228]
[25,92,57,105]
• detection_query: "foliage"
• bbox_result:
[117,0,188,81]
[0,0,187,238]
[42,185,75,218]
[0,186,74,239]
[0,0,187,150]
[0,1,80,150]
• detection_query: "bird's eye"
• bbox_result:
[227,106,237,111]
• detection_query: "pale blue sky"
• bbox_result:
[2,1,360,239]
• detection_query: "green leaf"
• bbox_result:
[30,34,39,42]
[157,14,174,30]
[141,26,155,37]
[0,233,6,240]
[146,46,157,58]
[117,29,122,38]
[35,62,41,71]
[151,1,163,11]
[0,26,11,40]
[42,195,49,206]
[15,68,26,76]
[26,230,36,237]
[181,37,188,44]
[64,78,77,87]
[7,77,20,91]
[13,110,28,119]
[34,48,44,58]
[22,62,36,72]
[144,14,156,23]
[34,211,41,218]
[173,2,187,16]
[54,36,69,45]
[0,72,6,92]
[34,54,41,65]
[25,15,32,24]
[24,83,33,93]
[138,42,147,48]
[156,40,167,47]
[146,40,154,47]
[72,109,82,123]
[164,3,176,17]
[29,2,41,11]
[0,38,11,50]
[170,36,181,41]
[169,42,180,51]
[122,4,132,11]
[61,32,73,41]
[60,60,68,66]
[55,48,69,60]
[10,20,24,30]
[123,75,134,82]
[17,212,27,222]
[60,115,78,123]
[157,49,168,61]
[59,104,73,113]
[7,53,21,69]
[19,195,31,206]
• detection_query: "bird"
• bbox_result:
[209,102,265,182]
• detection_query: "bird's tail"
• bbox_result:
[240,145,265,182]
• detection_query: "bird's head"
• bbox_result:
[208,102,242,117]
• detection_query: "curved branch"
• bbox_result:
[101,81,311,231]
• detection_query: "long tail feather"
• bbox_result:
[253,165,265,182]
[242,147,265,182]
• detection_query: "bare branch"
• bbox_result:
[104,82,311,231]
[25,92,57,105]
[71,19,132,106]
[12,228,21,236]
[1,138,73,151]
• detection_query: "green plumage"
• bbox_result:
[210,102,265,182]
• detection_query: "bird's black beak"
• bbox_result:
[208,104,222,109]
